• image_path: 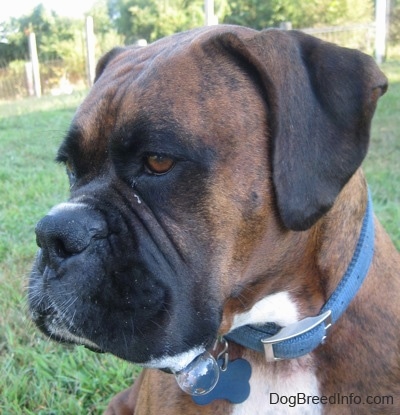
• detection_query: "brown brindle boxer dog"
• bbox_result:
[29,25,400,415]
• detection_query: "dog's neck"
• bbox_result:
[315,172,369,304]
[221,171,370,347]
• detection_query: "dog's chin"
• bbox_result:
[32,309,207,373]
[141,346,207,373]
[31,310,105,353]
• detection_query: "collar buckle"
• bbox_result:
[262,310,332,362]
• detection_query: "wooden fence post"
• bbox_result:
[279,22,292,30]
[205,0,218,26]
[375,0,388,64]
[86,16,96,87]
[28,33,41,98]
[25,62,34,96]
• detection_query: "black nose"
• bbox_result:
[35,206,107,263]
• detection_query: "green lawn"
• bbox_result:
[0,62,399,414]
[0,93,139,415]
[365,61,400,246]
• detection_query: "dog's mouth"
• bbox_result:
[30,304,105,353]
[29,267,217,372]
[30,304,215,374]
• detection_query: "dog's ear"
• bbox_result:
[209,29,387,230]
[95,44,147,83]
[94,47,127,82]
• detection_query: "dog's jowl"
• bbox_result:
[29,25,400,415]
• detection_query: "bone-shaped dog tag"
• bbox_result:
[192,358,251,405]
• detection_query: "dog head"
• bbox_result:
[29,26,386,372]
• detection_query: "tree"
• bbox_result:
[107,0,375,45]
[221,0,275,29]
[108,0,205,43]
[0,18,27,63]
[0,4,82,64]
[0,4,88,91]
[389,0,400,46]
[86,0,124,56]
[223,0,374,29]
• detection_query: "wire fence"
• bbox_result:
[301,23,376,55]
[0,22,378,101]
[0,57,87,100]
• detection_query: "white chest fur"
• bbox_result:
[231,359,322,415]
[228,291,322,415]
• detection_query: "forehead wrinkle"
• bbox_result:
[74,75,136,150]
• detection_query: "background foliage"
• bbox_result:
[2,0,398,62]
[223,0,372,29]
[109,0,375,42]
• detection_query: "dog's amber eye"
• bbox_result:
[145,154,175,175]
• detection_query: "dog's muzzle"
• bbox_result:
[29,201,170,359]
[29,198,219,368]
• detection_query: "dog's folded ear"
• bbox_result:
[94,47,127,82]
[207,29,388,231]
[95,42,149,83]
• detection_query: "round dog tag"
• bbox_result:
[174,351,220,396]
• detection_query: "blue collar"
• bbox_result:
[225,191,374,361]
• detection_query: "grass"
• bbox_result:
[364,61,400,246]
[0,62,399,414]
[0,93,140,415]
